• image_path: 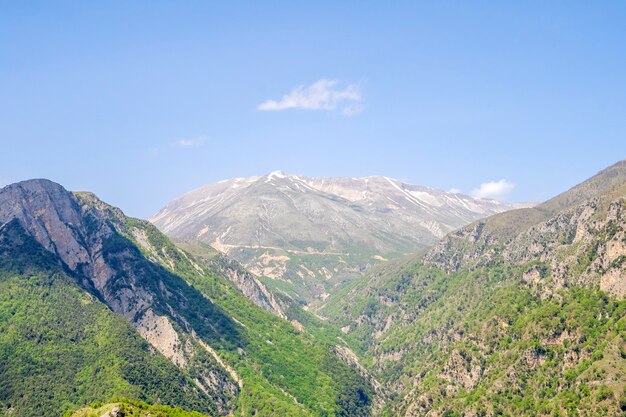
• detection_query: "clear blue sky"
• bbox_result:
[1,2,625,218]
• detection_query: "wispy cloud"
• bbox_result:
[471,179,515,200]
[173,137,206,148]
[257,79,362,114]
[0,179,11,188]
[341,103,364,117]
[147,136,206,157]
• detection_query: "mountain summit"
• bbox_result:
[151,172,521,304]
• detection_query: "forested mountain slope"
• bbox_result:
[321,160,626,416]
[0,179,373,417]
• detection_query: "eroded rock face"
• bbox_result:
[421,161,626,299]
[0,180,91,269]
[136,308,191,367]
[208,253,287,319]
[0,181,151,318]
[100,406,120,417]
[424,194,626,298]
[0,180,240,413]
[0,180,133,311]
[437,349,483,390]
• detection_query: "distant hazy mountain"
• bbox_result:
[151,171,522,305]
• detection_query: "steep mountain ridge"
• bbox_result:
[151,172,519,305]
[0,218,214,417]
[424,159,626,275]
[0,179,373,417]
[1,180,241,414]
[169,238,289,319]
[319,160,626,416]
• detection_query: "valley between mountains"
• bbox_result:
[1,161,625,417]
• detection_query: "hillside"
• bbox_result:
[0,180,373,417]
[151,172,518,305]
[423,159,626,274]
[320,160,626,416]
[68,399,209,417]
[0,220,213,417]
[3,160,625,417]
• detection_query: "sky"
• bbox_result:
[1,2,625,218]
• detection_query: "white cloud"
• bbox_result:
[447,187,462,194]
[471,179,515,200]
[173,137,206,148]
[257,79,362,114]
[0,179,10,188]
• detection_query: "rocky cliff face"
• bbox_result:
[502,196,626,297]
[209,253,288,317]
[151,172,521,305]
[0,179,375,417]
[169,238,289,319]
[0,180,239,413]
[423,162,626,297]
[0,179,92,271]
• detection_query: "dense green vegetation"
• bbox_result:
[67,399,208,417]
[375,265,625,416]
[0,220,213,417]
[317,163,626,416]
[172,238,365,352]
[124,218,373,417]
[0,188,374,417]
[322,251,626,416]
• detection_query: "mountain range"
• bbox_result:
[0,160,624,417]
[151,172,522,306]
